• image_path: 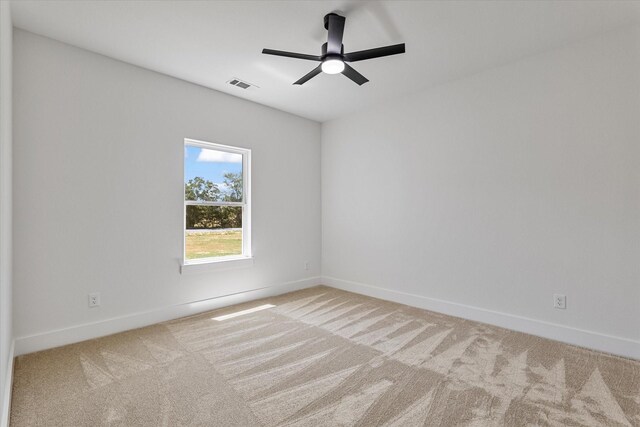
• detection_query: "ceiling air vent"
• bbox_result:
[227,78,259,90]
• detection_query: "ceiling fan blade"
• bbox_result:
[293,65,323,85]
[342,64,369,86]
[343,43,405,62]
[326,14,346,54]
[262,49,322,61]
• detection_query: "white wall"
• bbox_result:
[322,25,640,357]
[0,0,13,424]
[13,30,321,353]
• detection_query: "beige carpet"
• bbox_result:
[10,286,640,426]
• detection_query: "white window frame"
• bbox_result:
[182,138,252,271]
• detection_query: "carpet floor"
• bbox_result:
[10,286,640,426]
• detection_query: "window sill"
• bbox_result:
[180,256,254,275]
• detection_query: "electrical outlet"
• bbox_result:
[304,261,310,270]
[553,294,566,309]
[89,292,101,308]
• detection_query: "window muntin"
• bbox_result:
[184,139,250,264]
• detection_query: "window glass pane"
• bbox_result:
[185,205,242,259]
[184,146,243,202]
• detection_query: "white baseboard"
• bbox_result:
[1,339,14,427]
[15,277,321,356]
[322,276,640,360]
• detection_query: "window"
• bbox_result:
[183,139,251,265]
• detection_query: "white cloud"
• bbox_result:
[197,149,242,163]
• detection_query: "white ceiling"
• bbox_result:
[10,0,640,122]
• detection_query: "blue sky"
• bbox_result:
[184,146,242,184]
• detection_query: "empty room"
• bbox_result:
[0,0,639,425]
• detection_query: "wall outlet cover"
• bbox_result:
[554,294,566,309]
[89,292,101,308]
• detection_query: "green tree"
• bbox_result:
[185,176,243,229]
[220,173,242,228]
[185,176,221,202]
[222,172,243,202]
[185,177,221,229]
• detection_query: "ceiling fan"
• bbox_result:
[262,13,405,86]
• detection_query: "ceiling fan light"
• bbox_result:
[321,58,345,74]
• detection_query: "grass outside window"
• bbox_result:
[185,229,242,259]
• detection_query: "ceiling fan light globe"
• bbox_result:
[321,58,345,74]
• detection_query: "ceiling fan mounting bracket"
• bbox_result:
[323,13,339,30]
